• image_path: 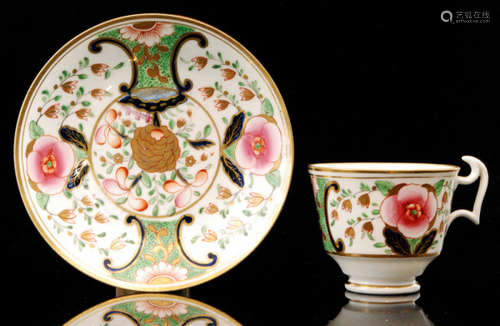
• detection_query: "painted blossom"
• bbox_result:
[234,116,281,175]
[27,135,75,195]
[380,184,438,238]
[95,109,122,148]
[120,22,174,47]
[163,170,208,208]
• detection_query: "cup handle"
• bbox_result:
[449,156,488,225]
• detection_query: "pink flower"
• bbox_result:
[102,167,148,212]
[235,116,281,175]
[380,184,438,238]
[120,22,174,47]
[27,135,75,195]
[95,109,122,148]
[163,170,208,208]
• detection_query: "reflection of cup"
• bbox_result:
[308,156,488,294]
[329,292,434,325]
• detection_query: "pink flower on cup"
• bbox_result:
[27,135,75,195]
[235,116,281,175]
[380,184,438,238]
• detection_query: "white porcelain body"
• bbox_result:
[308,157,488,294]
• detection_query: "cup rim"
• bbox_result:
[307,162,460,174]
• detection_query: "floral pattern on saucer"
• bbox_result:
[16,15,292,291]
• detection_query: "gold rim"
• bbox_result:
[328,252,439,258]
[311,173,456,179]
[14,13,294,292]
[63,293,242,325]
[347,281,418,289]
[308,162,460,174]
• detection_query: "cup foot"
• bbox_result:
[345,280,420,295]
[345,291,420,304]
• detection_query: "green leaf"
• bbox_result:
[29,120,44,139]
[136,185,142,197]
[110,214,119,220]
[128,159,134,169]
[265,170,281,188]
[167,206,176,216]
[76,87,84,98]
[408,238,421,253]
[82,57,89,68]
[152,205,159,216]
[64,190,72,199]
[204,124,212,137]
[223,141,237,160]
[36,192,49,209]
[142,173,152,188]
[212,64,221,69]
[116,197,127,204]
[78,74,88,80]
[81,101,91,107]
[97,232,106,238]
[374,242,386,248]
[371,209,380,215]
[261,98,274,116]
[375,180,395,196]
[360,182,370,192]
[434,179,445,196]
[113,62,124,70]
[105,70,111,79]
[42,90,50,96]
[54,95,62,101]
[243,210,251,216]
[74,147,88,161]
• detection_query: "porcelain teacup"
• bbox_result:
[308,156,488,294]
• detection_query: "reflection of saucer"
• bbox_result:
[345,290,420,304]
[329,291,434,326]
[15,14,293,291]
[64,293,241,325]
